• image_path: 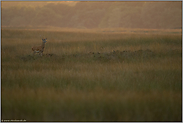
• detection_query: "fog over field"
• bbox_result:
[2,1,182,29]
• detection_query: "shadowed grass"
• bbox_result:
[2,87,181,121]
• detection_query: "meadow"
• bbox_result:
[1,28,182,121]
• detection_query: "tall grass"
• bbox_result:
[1,28,182,121]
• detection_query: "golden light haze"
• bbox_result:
[2,1,182,29]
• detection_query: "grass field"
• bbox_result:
[1,28,182,121]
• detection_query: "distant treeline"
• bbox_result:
[2,1,182,29]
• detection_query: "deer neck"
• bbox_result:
[42,42,46,49]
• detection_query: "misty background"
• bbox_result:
[2,1,182,29]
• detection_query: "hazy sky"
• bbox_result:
[2,1,182,29]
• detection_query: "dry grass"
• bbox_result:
[1,28,182,121]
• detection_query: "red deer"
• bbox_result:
[32,38,47,56]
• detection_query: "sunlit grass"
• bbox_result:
[1,28,182,121]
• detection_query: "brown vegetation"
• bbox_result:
[1,28,182,121]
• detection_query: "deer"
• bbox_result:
[32,38,47,56]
